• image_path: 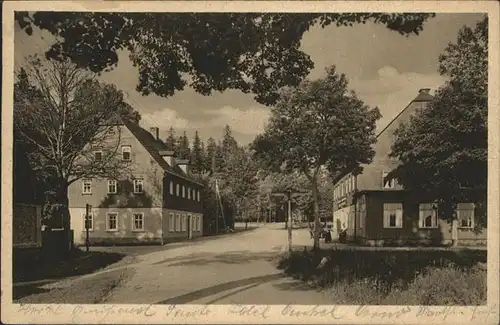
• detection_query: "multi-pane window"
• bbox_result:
[383,203,403,228]
[83,213,93,231]
[133,213,144,231]
[122,145,131,161]
[382,172,395,189]
[169,181,174,195]
[94,151,103,161]
[457,203,475,228]
[107,213,118,231]
[82,179,92,194]
[175,214,181,232]
[419,203,439,228]
[108,180,117,194]
[133,178,144,194]
[168,213,175,232]
[181,214,186,231]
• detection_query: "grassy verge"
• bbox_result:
[13,247,126,283]
[276,248,487,305]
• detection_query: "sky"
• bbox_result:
[14,13,485,145]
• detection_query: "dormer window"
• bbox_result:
[382,172,395,189]
[122,145,131,161]
[94,151,103,161]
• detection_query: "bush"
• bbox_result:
[385,266,486,305]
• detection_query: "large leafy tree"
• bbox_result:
[14,56,136,233]
[16,12,435,106]
[252,66,381,249]
[389,17,488,245]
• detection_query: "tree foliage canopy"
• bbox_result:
[253,66,381,180]
[16,12,435,105]
[390,17,488,195]
[14,57,137,184]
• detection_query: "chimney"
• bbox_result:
[150,127,159,140]
[418,88,430,94]
[176,159,190,174]
[159,150,175,167]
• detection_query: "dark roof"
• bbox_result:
[123,120,203,186]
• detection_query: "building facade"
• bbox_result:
[332,89,487,246]
[68,121,204,245]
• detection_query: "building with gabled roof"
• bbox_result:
[68,121,204,245]
[331,89,487,246]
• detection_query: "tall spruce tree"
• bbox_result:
[191,130,204,175]
[205,137,217,174]
[164,127,177,151]
[221,125,238,164]
[176,131,191,160]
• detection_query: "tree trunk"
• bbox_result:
[55,181,72,251]
[312,181,320,250]
[55,182,70,229]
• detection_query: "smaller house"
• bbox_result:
[332,89,487,246]
[68,121,204,245]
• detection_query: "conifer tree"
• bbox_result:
[164,127,177,152]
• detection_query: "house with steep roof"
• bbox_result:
[68,120,204,245]
[331,88,487,246]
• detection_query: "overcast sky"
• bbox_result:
[14,13,485,144]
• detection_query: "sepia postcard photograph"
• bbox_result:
[1,1,499,324]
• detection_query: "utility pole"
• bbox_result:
[85,204,92,252]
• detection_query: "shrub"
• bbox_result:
[385,266,486,305]
[327,279,385,305]
[277,248,486,305]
